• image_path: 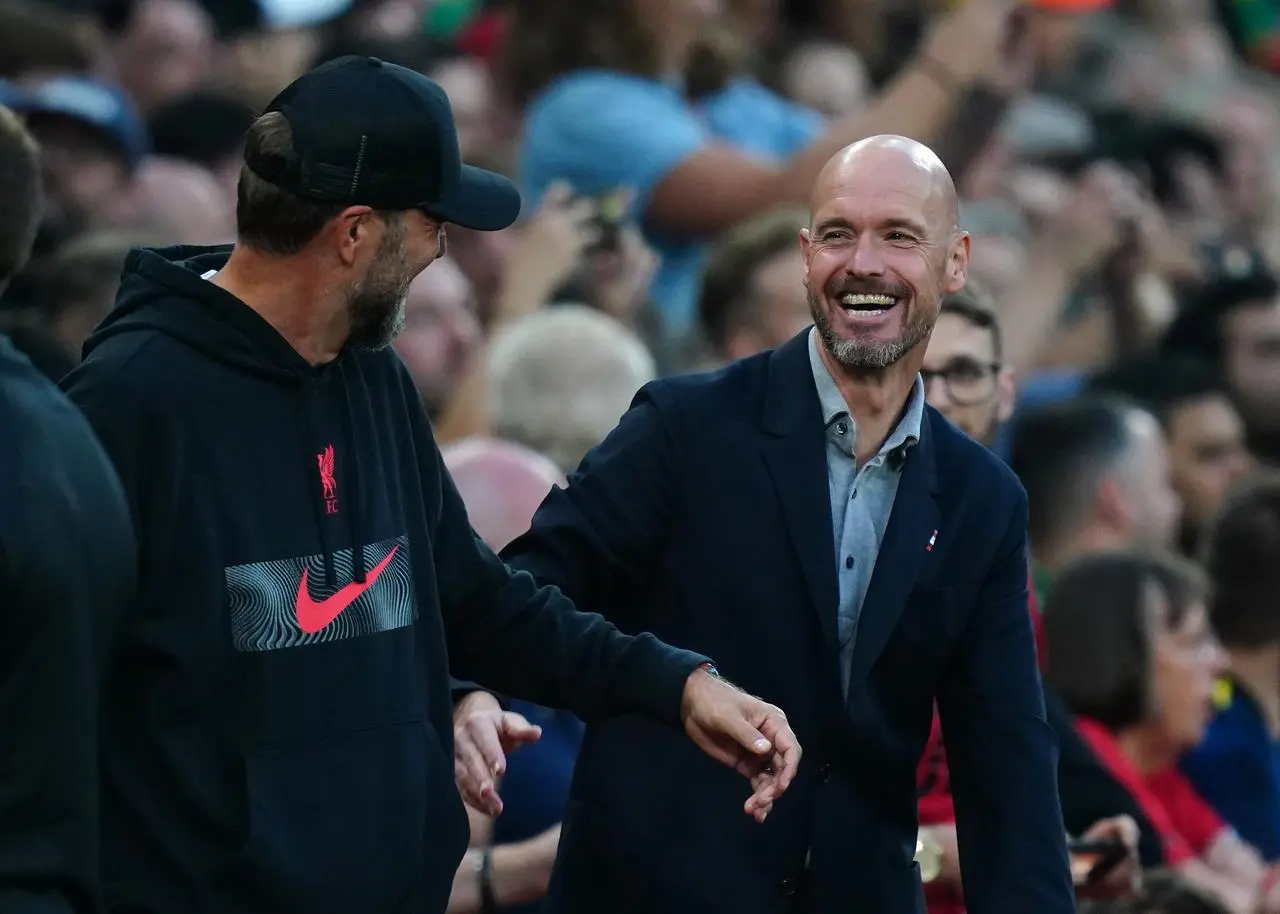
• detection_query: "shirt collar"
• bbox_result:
[807,327,925,452]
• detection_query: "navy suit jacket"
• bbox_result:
[501,332,1074,914]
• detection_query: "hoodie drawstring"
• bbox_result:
[302,380,338,588]
[337,360,367,583]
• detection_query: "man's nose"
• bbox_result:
[846,237,886,276]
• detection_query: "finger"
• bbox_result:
[500,714,543,751]
[714,706,773,757]
[563,196,597,226]
[760,716,801,791]
[540,180,575,208]
[455,730,497,798]
[465,717,510,780]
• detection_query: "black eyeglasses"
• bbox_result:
[920,359,1001,406]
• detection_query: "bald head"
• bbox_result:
[442,437,566,552]
[812,135,958,235]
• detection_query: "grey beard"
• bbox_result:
[812,303,932,370]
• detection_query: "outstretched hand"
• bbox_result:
[453,691,543,816]
[680,667,802,822]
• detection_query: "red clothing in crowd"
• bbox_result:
[1073,718,1226,865]
[917,575,1044,914]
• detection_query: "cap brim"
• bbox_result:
[426,164,522,231]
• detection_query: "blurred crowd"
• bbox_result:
[6,0,1280,910]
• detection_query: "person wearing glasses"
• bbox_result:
[918,284,1015,446]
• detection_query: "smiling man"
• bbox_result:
[459,135,1074,914]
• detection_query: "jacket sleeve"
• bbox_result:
[0,377,136,914]
[499,385,684,618]
[935,487,1076,914]
[420,389,706,727]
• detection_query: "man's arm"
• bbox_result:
[426,386,704,728]
[936,487,1075,914]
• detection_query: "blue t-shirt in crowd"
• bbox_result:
[491,699,585,913]
[519,70,822,334]
[1181,677,1280,861]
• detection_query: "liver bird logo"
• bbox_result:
[317,444,338,508]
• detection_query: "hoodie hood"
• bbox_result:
[86,244,314,383]
[91,244,374,585]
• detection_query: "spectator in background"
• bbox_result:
[442,437,580,914]
[393,254,483,422]
[1042,550,1280,914]
[920,284,1015,445]
[486,305,656,475]
[697,205,809,365]
[2,229,157,365]
[1078,869,1231,914]
[508,0,1029,334]
[0,102,136,914]
[0,75,149,236]
[148,90,257,198]
[130,156,235,243]
[1162,265,1280,465]
[1089,355,1252,556]
[1182,475,1280,862]
[103,0,217,114]
[0,0,105,86]
[1009,397,1181,605]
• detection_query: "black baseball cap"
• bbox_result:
[245,55,520,231]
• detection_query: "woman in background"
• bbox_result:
[1043,550,1280,914]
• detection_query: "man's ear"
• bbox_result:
[945,232,971,294]
[333,205,376,266]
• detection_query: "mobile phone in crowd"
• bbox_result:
[590,190,627,254]
[1066,837,1128,885]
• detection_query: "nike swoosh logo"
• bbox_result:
[295,546,400,634]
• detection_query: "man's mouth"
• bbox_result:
[839,292,898,315]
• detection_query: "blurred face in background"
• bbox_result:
[722,248,811,359]
[27,116,134,228]
[1148,587,1222,750]
[1165,394,1251,531]
[1222,298,1280,435]
[111,0,215,113]
[392,254,481,417]
[430,57,499,163]
[1113,411,1182,549]
[921,311,1014,445]
[635,0,724,68]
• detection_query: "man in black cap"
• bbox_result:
[0,105,137,913]
[60,57,800,914]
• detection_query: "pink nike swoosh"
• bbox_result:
[295,546,400,634]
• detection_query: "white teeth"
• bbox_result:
[841,293,895,308]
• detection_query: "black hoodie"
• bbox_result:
[60,245,707,914]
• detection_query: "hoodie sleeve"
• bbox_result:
[415,417,706,729]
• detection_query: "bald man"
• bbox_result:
[460,136,1074,913]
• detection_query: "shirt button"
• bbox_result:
[778,876,799,896]
[835,422,847,435]
[819,763,833,782]
[845,555,854,569]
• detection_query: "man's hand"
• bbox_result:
[1074,815,1141,900]
[453,691,543,816]
[679,667,801,822]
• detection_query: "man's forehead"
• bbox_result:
[925,312,996,362]
[810,139,955,228]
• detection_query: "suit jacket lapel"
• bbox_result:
[848,414,940,687]
[760,333,840,661]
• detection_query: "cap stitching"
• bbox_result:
[350,134,368,196]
